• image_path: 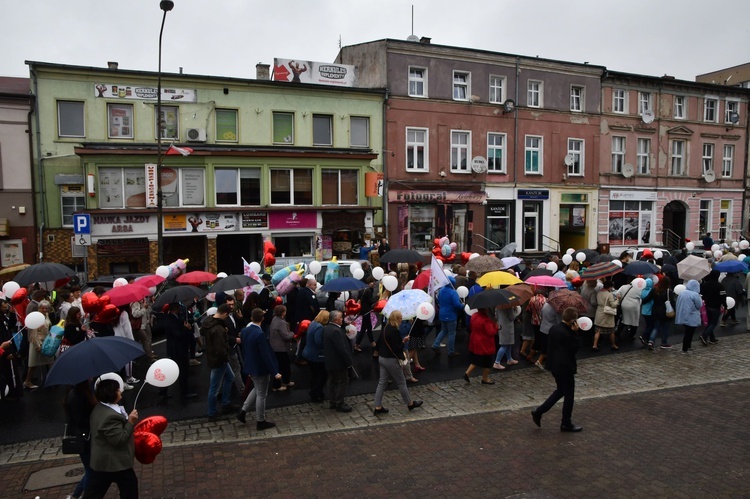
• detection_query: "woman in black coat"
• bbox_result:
[648,276,675,349]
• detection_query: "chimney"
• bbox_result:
[419,37,431,44]
[107,61,119,70]
[256,63,270,80]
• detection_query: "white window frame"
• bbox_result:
[489,75,506,104]
[725,99,740,123]
[638,91,652,115]
[611,136,625,173]
[107,103,134,139]
[408,66,427,98]
[673,95,686,119]
[405,127,429,172]
[699,199,712,236]
[452,71,470,101]
[321,169,359,206]
[722,144,734,177]
[312,114,333,146]
[671,140,686,176]
[567,138,584,176]
[719,200,732,240]
[349,116,369,148]
[702,143,715,174]
[637,138,651,175]
[269,168,313,206]
[524,135,543,175]
[61,186,86,227]
[570,85,584,112]
[57,101,85,138]
[487,132,506,173]
[528,80,543,108]
[703,97,718,123]
[612,89,626,114]
[450,130,471,173]
[214,167,262,207]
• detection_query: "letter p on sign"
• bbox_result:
[74,214,91,234]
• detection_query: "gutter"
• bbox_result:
[30,67,47,262]
[26,93,38,263]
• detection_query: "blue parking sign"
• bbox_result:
[73,214,91,234]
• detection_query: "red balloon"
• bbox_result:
[134,431,162,465]
[373,299,387,313]
[135,415,168,436]
[433,238,440,247]
[460,252,472,265]
[263,240,277,255]
[345,299,361,316]
[99,295,111,307]
[572,277,583,288]
[95,303,120,323]
[274,296,283,305]
[81,292,101,315]
[10,287,27,306]
[295,319,311,340]
[264,253,276,267]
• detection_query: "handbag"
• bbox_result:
[383,328,409,366]
[61,424,86,455]
[700,301,708,326]
[665,290,676,318]
[603,305,619,316]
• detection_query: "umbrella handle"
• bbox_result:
[132,381,148,410]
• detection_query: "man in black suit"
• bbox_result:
[531,307,583,432]
[323,310,353,412]
[155,303,196,402]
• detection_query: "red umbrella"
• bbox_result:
[412,270,431,290]
[176,271,217,285]
[103,284,151,307]
[135,274,166,288]
[547,289,589,314]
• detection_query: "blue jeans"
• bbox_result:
[207,363,235,416]
[495,345,513,363]
[649,320,671,345]
[72,450,91,498]
[432,320,457,354]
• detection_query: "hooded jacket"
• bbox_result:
[201,316,230,368]
[700,271,727,310]
[640,278,654,316]
[437,277,463,322]
[675,280,703,327]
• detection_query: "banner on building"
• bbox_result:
[94,83,197,102]
[273,58,356,87]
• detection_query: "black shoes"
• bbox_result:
[220,403,239,414]
[373,407,389,415]
[463,373,470,383]
[256,420,276,431]
[560,423,583,432]
[207,414,219,422]
[531,410,542,427]
[700,336,708,346]
[236,410,246,424]
[408,400,423,410]
[336,403,353,413]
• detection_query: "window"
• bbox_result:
[272,112,294,144]
[270,169,313,205]
[453,71,470,101]
[321,169,358,205]
[612,89,626,114]
[216,109,238,142]
[408,67,427,97]
[158,168,205,207]
[567,139,584,175]
[450,131,471,172]
[215,168,261,206]
[722,144,734,177]
[313,114,332,146]
[524,135,543,174]
[637,138,651,174]
[699,200,711,237]
[638,91,652,115]
[57,101,85,137]
[487,133,506,173]
[702,143,714,174]
[725,99,740,123]
[489,75,505,104]
[608,200,653,245]
[107,104,134,139]
[611,136,625,173]
[528,80,542,108]
[719,200,731,240]
[570,85,584,112]
[673,96,686,119]
[155,105,178,140]
[61,185,85,227]
[98,167,145,208]
[406,127,428,172]
[350,117,369,148]
[704,97,718,122]
[671,140,686,175]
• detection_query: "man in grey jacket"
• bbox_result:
[323,310,353,412]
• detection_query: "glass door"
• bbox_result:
[523,202,541,251]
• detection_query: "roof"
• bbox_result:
[604,69,750,95]
[0,77,30,96]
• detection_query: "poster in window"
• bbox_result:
[623,211,639,245]
[639,212,652,245]
[559,207,570,226]
[124,169,146,208]
[398,205,409,248]
[109,105,133,138]
[160,168,179,207]
[608,211,624,245]
[1,240,23,267]
[98,169,123,208]
[181,169,204,206]
[572,206,586,227]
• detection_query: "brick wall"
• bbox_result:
[207,238,217,274]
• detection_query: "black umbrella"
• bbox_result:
[319,277,368,292]
[466,288,520,310]
[575,249,599,263]
[379,248,424,264]
[153,285,207,309]
[594,254,618,263]
[623,261,660,276]
[45,337,144,387]
[527,267,555,277]
[14,262,75,287]
[208,274,259,293]
[499,243,517,258]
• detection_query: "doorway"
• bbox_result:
[216,234,263,274]
[523,202,542,251]
[662,201,687,248]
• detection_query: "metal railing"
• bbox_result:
[663,229,681,251]
[541,234,560,253]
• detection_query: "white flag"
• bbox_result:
[428,255,451,298]
[242,257,263,295]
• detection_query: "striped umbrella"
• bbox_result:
[580,262,623,281]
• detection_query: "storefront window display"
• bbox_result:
[274,235,313,257]
[486,203,512,250]
[608,200,653,245]
[409,205,434,252]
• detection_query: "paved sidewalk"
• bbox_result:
[2,333,749,466]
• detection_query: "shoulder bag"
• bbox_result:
[383,327,409,366]
[665,290,676,318]
[61,424,87,455]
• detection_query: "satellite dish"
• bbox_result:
[703,169,716,183]
[622,163,635,178]
[406,34,420,42]
[563,154,574,167]
[471,156,488,174]
[642,109,655,124]
[730,112,740,124]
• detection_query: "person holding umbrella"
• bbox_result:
[431,276,464,357]
[464,308,499,384]
[699,271,726,345]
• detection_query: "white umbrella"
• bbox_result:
[677,255,712,281]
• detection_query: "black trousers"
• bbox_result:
[85,467,138,499]
[272,352,291,388]
[326,368,349,407]
[308,361,327,401]
[536,372,575,426]
[682,325,696,352]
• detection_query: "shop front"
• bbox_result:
[601,190,657,253]
[516,189,551,253]
[90,213,155,276]
[550,189,599,252]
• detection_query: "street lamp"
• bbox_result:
[156,0,174,266]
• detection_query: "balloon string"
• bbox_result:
[11,327,26,341]
[133,381,148,411]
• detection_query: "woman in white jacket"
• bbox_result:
[113,304,139,389]
[615,279,642,340]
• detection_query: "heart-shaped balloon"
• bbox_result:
[373,299,387,313]
[81,292,101,315]
[99,295,111,307]
[95,304,120,323]
[135,415,168,436]
[134,431,163,465]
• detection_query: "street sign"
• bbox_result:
[75,234,92,246]
[73,214,91,234]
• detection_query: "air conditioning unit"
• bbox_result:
[186,128,206,142]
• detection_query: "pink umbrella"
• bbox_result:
[524,275,567,288]
[412,270,431,290]
[176,271,217,284]
[103,284,151,307]
[135,275,166,288]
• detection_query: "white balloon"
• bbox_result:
[469,253,480,260]
[206,292,216,302]
[341,291,349,301]
[416,302,435,320]
[650,275,659,286]
[371,267,385,280]
[653,250,663,260]
[113,278,128,288]
[345,324,357,339]
[726,296,736,309]
[576,317,593,331]
[740,240,750,250]
[216,272,228,279]
[456,286,469,299]
[2,281,20,299]
[612,260,623,268]
[95,372,124,392]
[566,248,576,255]
[576,252,586,263]
[25,311,45,330]
[464,304,477,316]
[206,307,218,316]
[632,278,646,290]
[249,261,262,274]
[155,265,170,279]
[148,286,157,295]
[404,280,413,290]
[595,281,604,291]
[561,254,573,265]
[145,358,180,388]
[382,275,398,292]
[349,262,362,273]
[352,268,365,280]
[739,254,747,262]
[732,241,739,248]
[685,242,695,251]
[711,244,720,252]
[308,261,322,275]
[673,284,686,295]
[546,262,558,273]
[714,250,723,260]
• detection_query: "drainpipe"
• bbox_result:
[742,99,750,239]
[26,93,39,264]
[513,57,520,188]
[30,67,47,262]
[382,89,389,246]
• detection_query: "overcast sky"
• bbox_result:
[2,0,748,82]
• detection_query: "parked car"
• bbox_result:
[620,248,672,261]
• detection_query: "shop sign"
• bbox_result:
[517,189,549,200]
[609,191,657,201]
[387,190,486,204]
[94,83,197,102]
[560,193,588,203]
[164,215,187,232]
[273,58,356,87]
[487,204,508,216]
[364,172,384,197]
[242,212,268,229]
[161,213,238,233]
[269,211,317,230]
[92,214,155,236]
[145,164,157,208]
[96,238,149,256]
[1,240,23,267]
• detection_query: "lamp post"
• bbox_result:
[156,0,174,266]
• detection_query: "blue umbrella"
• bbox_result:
[714,260,749,273]
[45,337,144,387]
[382,289,430,319]
[623,261,660,276]
[319,277,368,292]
